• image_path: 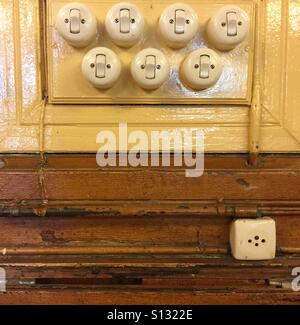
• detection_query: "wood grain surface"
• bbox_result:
[0,154,299,304]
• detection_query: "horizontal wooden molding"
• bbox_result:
[0,154,300,215]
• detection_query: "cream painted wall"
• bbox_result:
[0,0,299,152]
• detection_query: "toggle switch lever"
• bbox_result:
[145,55,156,79]
[119,8,131,33]
[69,9,81,34]
[174,9,186,34]
[226,11,237,36]
[199,55,210,79]
[95,54,106,78]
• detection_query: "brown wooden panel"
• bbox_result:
[0,255,299,305]
[0,154,299,205]
[0,289,299,305]
[0,173,41,200]
[0,155,40,170]
[0,215,229,248]
[0,154,299,305]
[0,215,299,254]
[44,154,300,170]
[1,255,299,279]
[43,169,300,201]
[42,154,300,201]
[1,255,299,304]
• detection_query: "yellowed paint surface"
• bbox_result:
[0,0,41,151]
[0,0,299,153]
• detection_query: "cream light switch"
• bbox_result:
[55,2,98,47]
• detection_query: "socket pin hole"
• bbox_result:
[248,239,252,243]
[255,243,259,247]
[262,239,266,243]
[255,235,259,240]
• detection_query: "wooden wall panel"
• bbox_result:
[1,290,300,305]
[0,215,299,254]
[1,153,300,209]
[0,154,300,304]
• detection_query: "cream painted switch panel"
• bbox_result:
[47,0,255,105]
[3,0,300,153]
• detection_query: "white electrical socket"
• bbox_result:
[230,217,276,261]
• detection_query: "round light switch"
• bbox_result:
[105,2,144,47]
[55,2,98,48]
[158,3,199,48]
[206,5,249,51]
[82,47,122,89]
[180,48,223,90]
[131,48,170,90]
